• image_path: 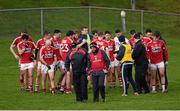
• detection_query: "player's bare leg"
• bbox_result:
[158,67,166,93]
[151,68,157,93]
[60,74,66,92]
[57,68,66,89]
[110,66,116,88]
[19,70,24,90]
[65,71,71,94]
[35,68,41,92]
[28,68,34,92]
[156,69,161,91]
[48,72,55,94]
[22,70,28,91]
[42,74,47,94]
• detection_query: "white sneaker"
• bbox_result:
[162,90,168,93]
[122,94,128,96]
[134,92,139,96]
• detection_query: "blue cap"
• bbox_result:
[118,35,125,42]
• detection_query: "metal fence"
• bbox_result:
[0,6,180,37]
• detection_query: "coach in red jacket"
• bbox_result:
[88,42,110,102]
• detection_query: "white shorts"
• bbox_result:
[114,58,120,67]
[41,64,55,74]
[150,61,165,70]
[59,61,65,69]
[20,62,34,71]
[59,60,72,70]
[110,61,115,68]
[37,61,42,70]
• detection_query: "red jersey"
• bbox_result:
[60,37,73,61]
[13,35,33,47]
[106,39,115,61]
[51,38,62,61]
[40,46,56,65]
[141,37,152,48]
[147,40,168,64]
[17,41,36,64]
[129,37,136,48]
[72,36,79,43]
[92,38,98,43]
[94,39,108,51]
[89,49,106,71]
[36,38,46,61]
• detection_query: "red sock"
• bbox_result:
[20,79,24,83]
[51,88,55,92]
[43,88,46,93]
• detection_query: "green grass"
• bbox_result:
[0,0,180,110]
[0,0,180,13]
[136,0,180,13]
[0,30,180,109]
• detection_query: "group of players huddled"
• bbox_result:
[10,26,168,95]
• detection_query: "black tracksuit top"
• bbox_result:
[65,48,88,73]
[132,39,149,65]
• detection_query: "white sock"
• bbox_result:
[162,85,165,91]
[152,86,156,91]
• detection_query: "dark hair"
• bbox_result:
[43,31,50,36]
[54,29,61,34]
[81,26,88,30]
[66,30,75,36]
[105,31,111,34]
[115,29,121,33]
[98,31,104,36]
[75,30,80,34]
[92,30,98,35]
[153,31,161,37]
[129,29,136,35]
[134,32,142,39]
[22,34,29,40]
[145,28,152,33]
[21,29,28,34]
